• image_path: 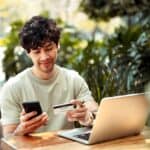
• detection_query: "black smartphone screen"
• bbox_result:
[22,101,42,118]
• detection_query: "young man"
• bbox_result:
[0,16,98,136]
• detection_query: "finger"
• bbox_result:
[21,109,26,115]
[30,119,47,131]
[42,115,49,125]
[66,107,87,119]
[26,112,46,124]
[21,111,37,122]
[43,118,49,126]
[25,112,48,127]
[72,112,86,118]
[77,106,87,111]
[27,115,48,131]
[71,107,87,114]
[23,121,44,134]
[71,100,84,107]
[41,113,49,123]
[66,109,87,122]
[66,111,77,122]
[21,114,48,133]
[16,113,48,135]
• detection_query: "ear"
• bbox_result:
[57,44,60,50]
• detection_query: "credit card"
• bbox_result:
[53,103,74,114]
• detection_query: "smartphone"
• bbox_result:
[22,101,42,118]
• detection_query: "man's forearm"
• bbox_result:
[3,124,18,136]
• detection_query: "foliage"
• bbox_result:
[59,24,150,103]
[80,0,150,21]
[1,2,150,104]
[2,18,150,103]
[2,20,32,80]
[78,0,150,103]
[106,25,150,94]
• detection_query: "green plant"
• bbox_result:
[58,23,150,103]
[80,0,150,21]
[106,25,150,93]
[2,7,150,104]
[2,20,32,80]
[77,0,150,103]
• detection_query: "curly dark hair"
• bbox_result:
[19,16,61,53]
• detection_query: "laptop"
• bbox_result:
[57,93,149,145]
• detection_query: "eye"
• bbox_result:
[33,50,40,54]
[46,47,53,51]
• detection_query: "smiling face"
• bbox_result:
[28,41,58,79]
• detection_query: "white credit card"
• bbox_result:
[53,103,75,114]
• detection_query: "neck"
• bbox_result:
[32,66,56,80]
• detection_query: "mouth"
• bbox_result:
[40,60,51,65]
[41,62,50,65]
[40,61,52,68]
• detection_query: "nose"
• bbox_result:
[41,49,50,60]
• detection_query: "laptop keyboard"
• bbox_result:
[74,133,90,141]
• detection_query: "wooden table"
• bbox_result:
[1,127,150,150]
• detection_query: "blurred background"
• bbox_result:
[0,0,150,105]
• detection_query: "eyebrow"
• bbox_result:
[33,45,53,51]
[39,44,55,49]
[31,42,56,51]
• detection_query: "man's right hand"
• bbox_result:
[14,110,48,136]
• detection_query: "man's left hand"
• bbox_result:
[66,100,92,125]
